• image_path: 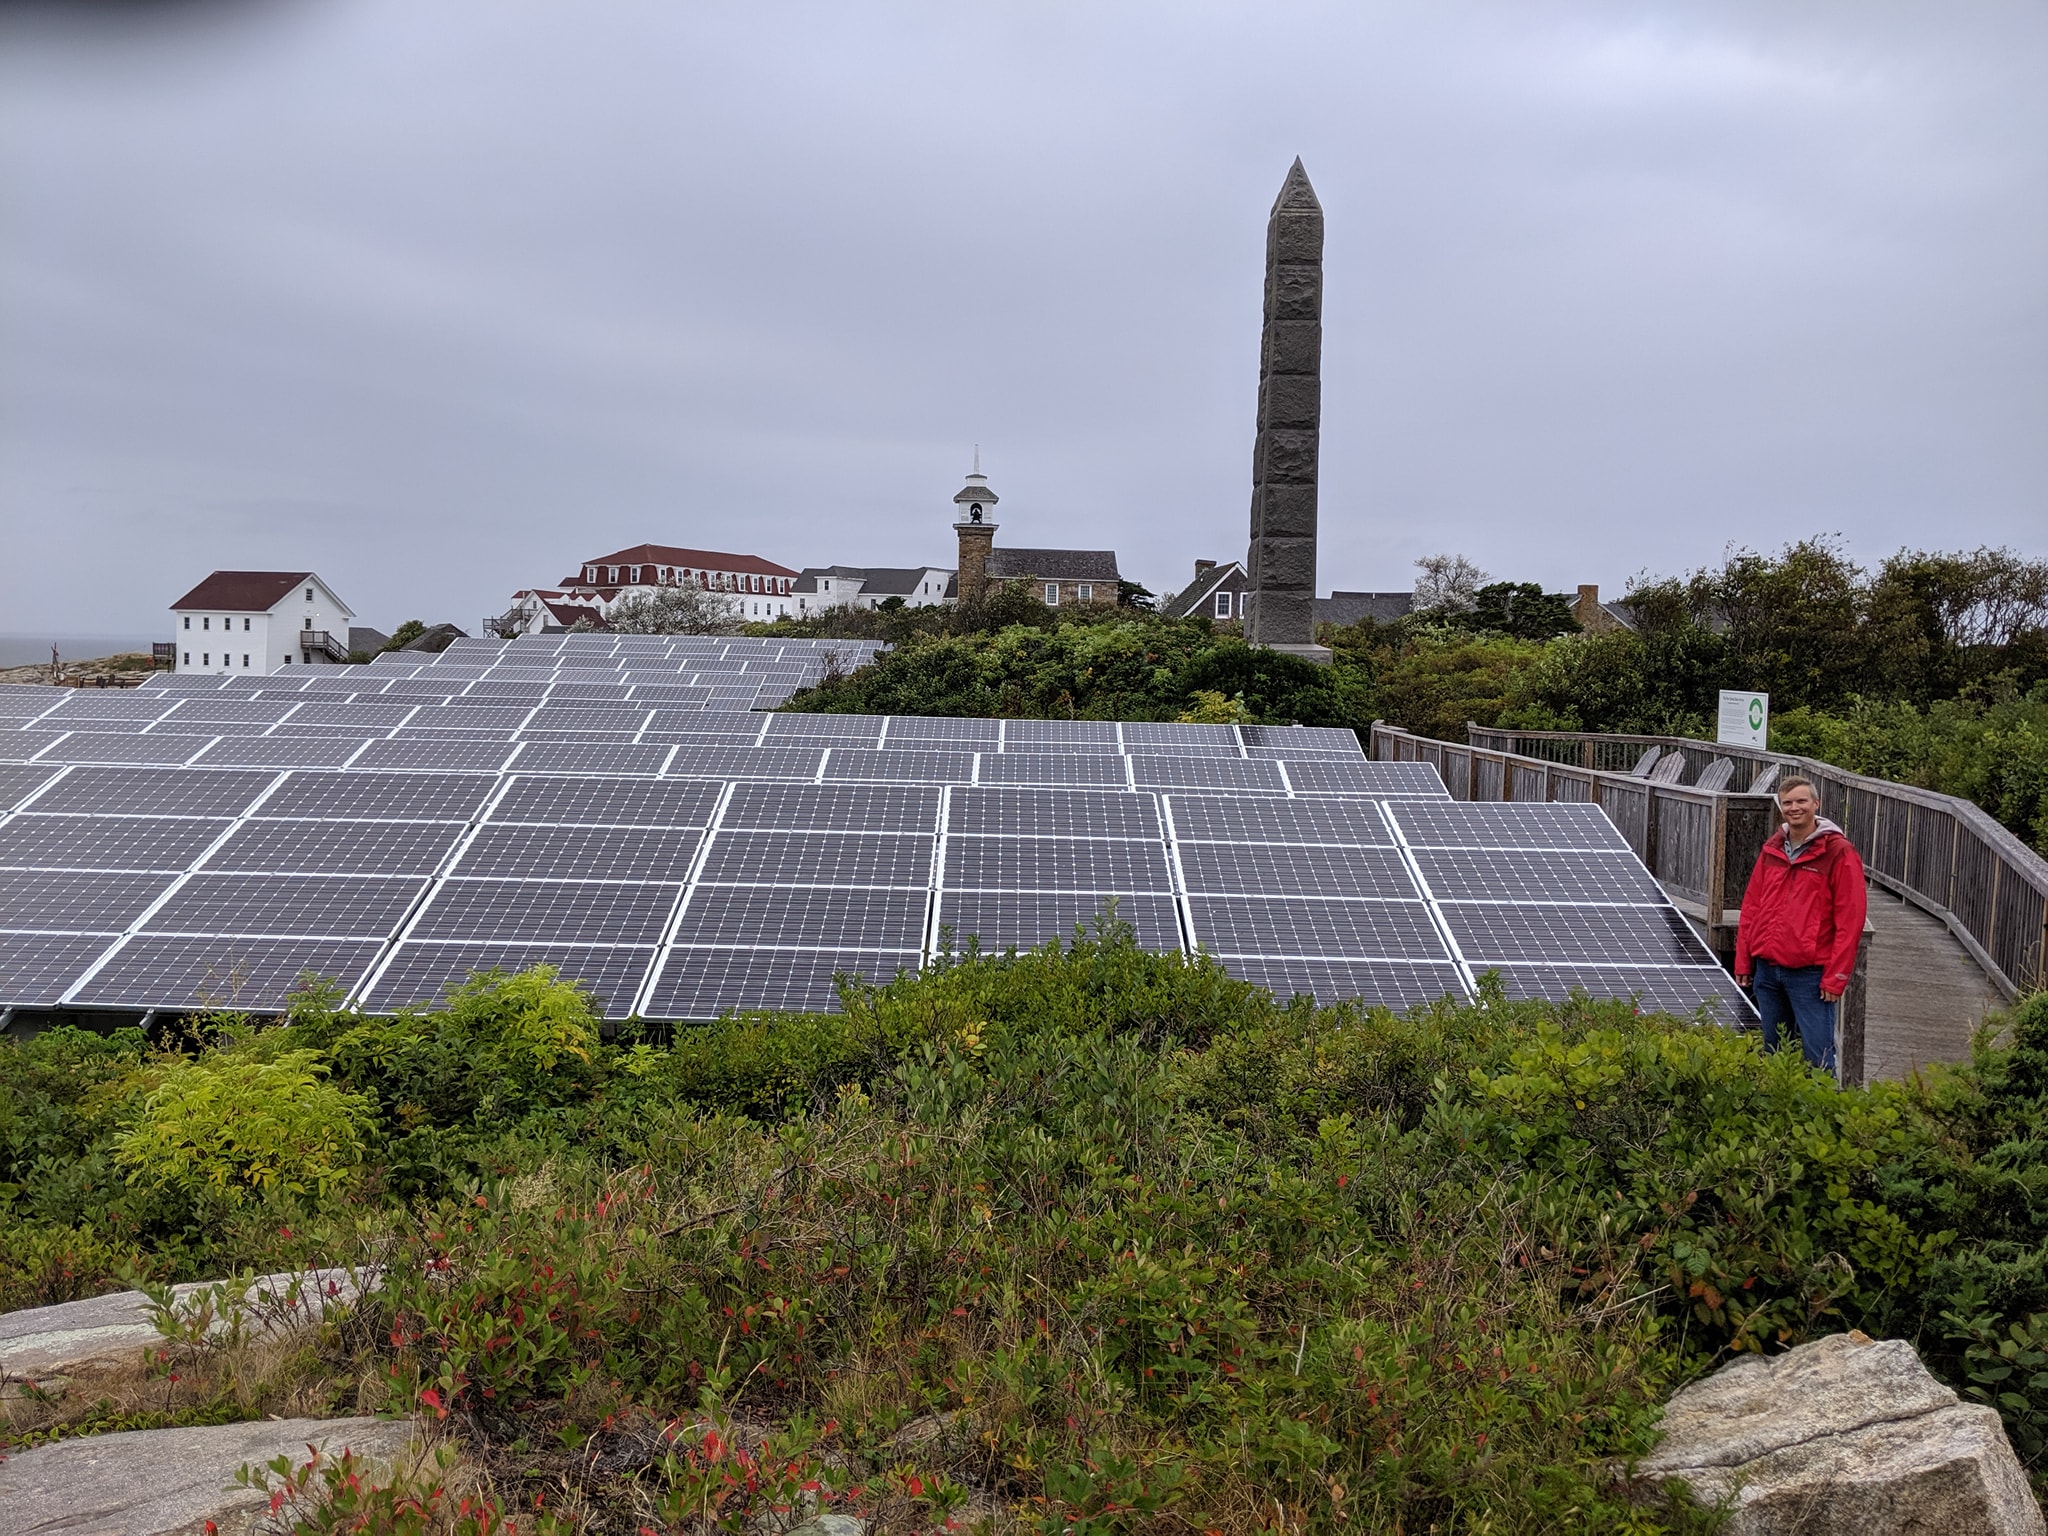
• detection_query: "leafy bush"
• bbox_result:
[112,1050,373,1202]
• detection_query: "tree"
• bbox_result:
[604,581,743,636]
[1453,582,1580,641]
[1413,554,1486,614]
[378,620,426,654]
[1118,579,1158,611]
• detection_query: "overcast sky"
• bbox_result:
[2,0,2043,638]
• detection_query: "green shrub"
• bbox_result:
[112,1050,372,1202]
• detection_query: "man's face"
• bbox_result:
[1780,785,1819,835]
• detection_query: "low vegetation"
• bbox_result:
[6,936,2048,1531]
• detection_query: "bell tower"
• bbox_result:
[952,449,1000,603]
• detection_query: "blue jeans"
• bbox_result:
[1752,960,1836,1073]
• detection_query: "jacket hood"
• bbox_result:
[1777,816,1844,846]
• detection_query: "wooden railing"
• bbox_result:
[1369,722,2047,1001]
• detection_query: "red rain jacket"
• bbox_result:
[1734,819,1868,996]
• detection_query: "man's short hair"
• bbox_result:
[1778,775,1816,798]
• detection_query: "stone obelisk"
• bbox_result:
[1243,159,1331,662]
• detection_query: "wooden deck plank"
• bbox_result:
[1863,883,2004,1083]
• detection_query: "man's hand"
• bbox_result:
[1821,988,1843,1004]
[1735,972,1752,989]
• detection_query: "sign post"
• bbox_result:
[1717,689,1769,750]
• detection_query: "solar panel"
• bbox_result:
[353,740,518,774]
[191,738,369,770]
[0,933,120,1006]
[1387,802,1630,851]
[1284,760,1450,798]
[663,745,823,781]
[407,879,681,944]
[1129,756,1286,793]
[1222,957,1469,1009]
[1166,796,1391,846]
[286,702,419,728]
[883,717,1000,746]
[0,815,231,872]
[0,870,177,930]
[166,700,300,724]
[259,771,497,821]
[944,837,1171,892]
[1440,903,1711,966]
[1186,896,1450,961]
[0,764,63,810]
[142,874,428,938]
[30,767,276,818]
[361,942,655,1019]
[668,885,928,949]
[935,892,1181,953]
[1,732,73,763]
[1001,719,1119,748]
[404,705,535,730]
[71,935,384,1010]
[1491,963,1751,1020]
[646,947,918,1018]
[1240,725,1363,754]
[699,831,933,888]
[35,733,216,766]
[452,824,705,881]
[947,787,1160,840]
[211,819,466,876]
[1177,842,1421,900]
[975,753,1127,788]
[721,782,941,834]
[1120,722,1240,751]
[823,749,975,785]
[511,742,672,777]
[1413,848,1665,905]
[490,776,720,828]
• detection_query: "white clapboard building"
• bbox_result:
[169,571,357,676]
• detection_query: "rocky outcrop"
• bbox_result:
[0,1268,368,1382]
[1640,1331,2044,1534]
[0,1415,418,1536]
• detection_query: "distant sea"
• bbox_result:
[0,634,162,667]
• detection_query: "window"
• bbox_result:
[1215,590,1232,619]
[202,616,210,631]
[242,654,250,668]
[283,656,291,665]
[304,617,313,630]
[202,653,210,666]
[1044,583,1059,605]
[183,651,190,665]
[183,616,191,630]
[1076,584,1093,602]
[243,617,251,631]
[306,588,313,601]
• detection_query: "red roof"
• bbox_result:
[170,571,333,613]
[561,545,798,585]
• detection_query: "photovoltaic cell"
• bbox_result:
[211,819,467,876]
[669,885,927,949]
[1120,722,1239,751]
[0,871,177,930]
[935,892,1180,953]
[453,824,704,881]
[1129,756,1285,793]
[663,745,823,781]
[698,831,933,888]
[352,740,517,774]
[1443,903,1712,966]
[0,815,230,871]
[260,772,497,822]
[883,717,1000,746]
[1166,796,1390,847]
[1001,719,1119,748]
[408,879,681,944]
[1177,843,1420,900]
[0,932,119,1005]
[1284,760,1450,798]
[721,782,941,834]
[1388,802,1630,851]
[362,942,655,1019]
[0,764,63,810]
[947,787,1160,841]
[974,754,1126,788]
[1491,963,1752,1020]
[1240,725,1363,754]
[142,874,428,938]
[72,935,384,1010]
[944,837,1171,891]
[823,749,975,785]
[489,777,719,828]
[649,947,919,1018]
[192,738,369,770]
[1186,896,1449,961]
[35,733,216,766]
[511,742,672,777]
[30,767,276,818]
[1413,848,1665,905]
[1222,958,1469,1010]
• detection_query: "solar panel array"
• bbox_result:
[1,662,1750,1024]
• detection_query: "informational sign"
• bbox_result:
[1718,689,1769,750]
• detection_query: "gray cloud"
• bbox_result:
[3,0,2043,635]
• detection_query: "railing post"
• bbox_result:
[1836,917,1873,1090]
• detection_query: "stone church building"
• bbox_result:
[951,463,1120,609]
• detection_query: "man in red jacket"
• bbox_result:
[1735,776,1867,1072]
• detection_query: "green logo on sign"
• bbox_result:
[1749,698,1765,729]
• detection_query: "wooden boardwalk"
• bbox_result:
[1863,884,2007,1084]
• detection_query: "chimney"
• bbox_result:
[1194,559,1216,578]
